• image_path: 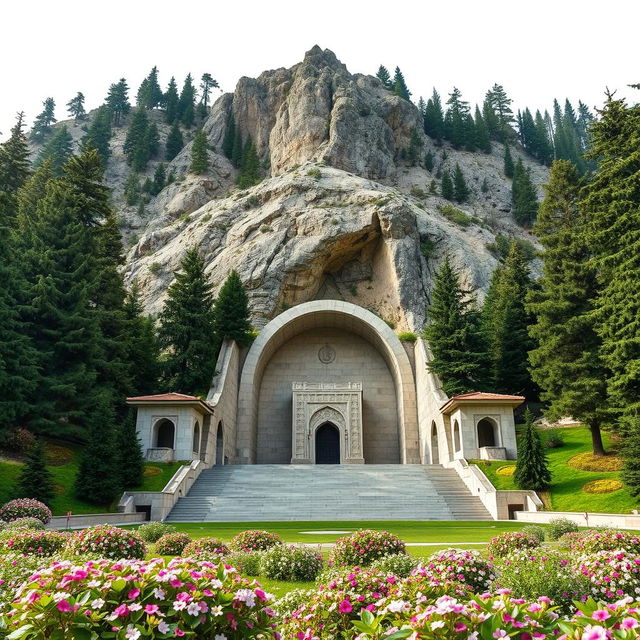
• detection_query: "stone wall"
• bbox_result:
[257,327,400,463]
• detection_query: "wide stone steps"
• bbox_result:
[165,465,492,522]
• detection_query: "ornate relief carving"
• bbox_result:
[318,344,336,364]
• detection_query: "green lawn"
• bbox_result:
[471,426,638,513]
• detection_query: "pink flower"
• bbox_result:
[128,588,140,599]
[338,599,353,614]
[581,626,609,640]
[592,610,611,621]
[113,604,130,618]
[454,622,468,631]
[621,617,639,630]
[57,600,72,612]
[144,604,159,615]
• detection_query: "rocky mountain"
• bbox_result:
[35,46,549,331]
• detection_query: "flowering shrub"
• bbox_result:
[493,549,591,614]
[0,553,49,616]
[230,530,283,553]
[3,557,278,639]
[330,529,406,567]
[260,544,323,581]
[417,548,495,592]
[4,428,36,454]
[224,551,264,577]
[576,550,640,601]
[487,531,540,557]
[369,553,419,578]
[136,521,176,542]
[0,499,52,524]
[567,529,640,554]
[547,516,580,540]
[65,525,146,560]
[3,530,68,557]
[4,517,46,531]
[154,532,192,556]
[183,537,230,559]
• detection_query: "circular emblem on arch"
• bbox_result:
[318,344,336,364]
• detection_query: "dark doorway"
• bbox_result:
[155,419,175,448]
[477,418,497,448]
[315,423,340,464]
[215,422,224,465]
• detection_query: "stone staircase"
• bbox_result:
[165,465,492,522]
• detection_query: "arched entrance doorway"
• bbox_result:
[430,421,439,464]
[192,421,200,456]
[154,419,175,449]
[215,421,224,465]
[477,417,498,448]
[315,423,340,464]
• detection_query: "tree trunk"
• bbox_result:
[590,422,607,456]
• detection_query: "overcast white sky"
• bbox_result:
[2,0,638,140]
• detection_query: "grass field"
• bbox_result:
[471,426,637,513]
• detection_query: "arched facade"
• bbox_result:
[236,301,420,465]
[477,417,498,448]
[154,418,175,449]
[192,421,200,454]
[215,421,224,465]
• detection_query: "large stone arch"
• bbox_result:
[236,300,419,464]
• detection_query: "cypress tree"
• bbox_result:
[75,392,121,505]
[453,163,469,203]
[190,130,209,174]
[528,159,608,455]
[441,170,454,200]
[117,412,144,490]
[35,125,73,175]
[376,65,393,89]
[66,92,86,122]
[514,409,551,491]
[503,144,514,178]
[82,105,112,164]
[511,158,538,226]
[165,121,184,161]
[105,78,131,126]
[158,247,217,394]
[424,257,487,396]
[16,439,55,505]
[164,77,179,124]
[178,74,196,128]
[30,98,57,143]
[392,66,411,101]
[213,270,252,348]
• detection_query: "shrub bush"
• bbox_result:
[369,553,419,578]
[224,551,263,576]
[487,531,540,557]
[230,529,282,553]
[0,498,52,524]
[397,331,417,343]
[4,517,45,531]
[566,528,640,554]
[3,530,68,556]
[521,524,546,542]
[330,529,406,567]
[154,531,191,556]
[65,525,146,560]
[183,536,229,558]
[136,521,175,542]
[576,550,640,601]
[0,553,50,615]
[260,544,323,581]
[4,428,36,454]
[3,557,278,639]
[544,428,565,448]
[417,548,495,592]
[546,516,580,540]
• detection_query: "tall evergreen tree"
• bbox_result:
[117,412,144,490]
[152,162,166,195]
[16,161,53,240]
[424,257,487,395]
[136,66,163,109]
[485,83,514,142]
[0,113,32,203]
[622,415,640,496]
[16,439,55,505]
[392,67,411,101]
[237,138,260,188]
[376,65,393,89]
[441,170,454,200]
[444,87,470,148]
[66,92,86,122]
[105,78,131,126]
[503,144,514,178]
[514,409,551,490]
[474,105,492,153]
[190,130,209,174]
[482,95,500,140]
[453,163,470,202]
[178,74,196,128]
[199,73,219,109]
[533,110,554,165]
[165,120,184,161]
[158,247,217,394]
[511,158,538,226]
[213,270,252,348]
[82,105,112,164]
[528,159,608,455]
[424,89,445,143]
[164,77,179,124]
[123,171,141,206]
[30,98,57,143]
[222,114,236,159]
[34,125,73,175]
[124,109,151,171]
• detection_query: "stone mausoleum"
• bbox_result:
[127,300,522,469]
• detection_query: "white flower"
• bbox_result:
[157,621,170,634]
[214,635,227,640]
[52,591,70,602]
[125,626,141,640]
[187,602,201,616]
[129,603,142,612]
[211,605,223,616]
[91,598,105,609]
[431,621,445,630]
[173,600,187,611]
[153,587,166,600]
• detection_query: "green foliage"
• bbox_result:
[136,66,163,110]
[199,72,219,109]
[392,66,411,101]
[514,409,551,490]
[16,439,55,506]
[35,125,73,175]
[420,237,436,259]
[177,73,196,128]
[30,97,57,143]
[213,270,252,348]
[520,525,546,543]
[190,129,209,173]
[66,92,86,121]
[237,137,261,188]
[437,203,472,227]
[123,108,159,171]
[165,120,184,162]
[369,553,419,577]
[474,105,492,153]
[622,416,640,497]
[444,87,471,149]
[81,105,112,164]
[306,167,321,179]
[152,162,166,195]
[512,158,538,226]
[136,521,176,542]
[117,412,144,490]
[546,517,579,540]
[544,429,565,448]
[164,76,179,124]
[453,163,469,202]
[397,331,417,343]
[376,65,392,89]
[484,83,514,142]
[123,170,141,205]
[440,170,453,200]
[424,89,445,143]
[0,113,31,198]
[410,186,426,199]
[486,233,535,262]
[105,77,130,126]
[503,144,514,178]
[424,150,434,171]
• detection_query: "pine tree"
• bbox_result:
[117,412,144,490]
[485,84,514,142]
[105,78,131,126]
[123,171,141,206]
[441,170,454,200]
[35,125,73,175]
[136,66,163,109]
[424,89,445,143]
[406,130,422,166]
[376,65,392,89]
[124,109,151,171]
[158,247,217,394]
[392,67,411,101]
[444,87,470,148]
[30,98,57,143]
[16,160,53,240]
[75,392,121,505]
[622,416,640,496]
[178,73,196,128]
[514,409,551,490]
[474,106,492,153]
[152,162,166,195]
[0,113,32,202]
[222,113,236,159]
[66,92,86,122]
[511,158,538,226]
[528,159,608,455]
[534,110,554,165]
[164,77,180,124]
[503,144,514,178]
[190,130,209,174]
[213,270,252,348]
[482,95,500,140]
[424,257,487,395]
[200,73,219,109]
[237,139,260,188]
[16,439,54,505]
[82,105,112,164]
[165,121,184,161]
[453,163,469,203]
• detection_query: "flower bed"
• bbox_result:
[4,557,278,639]
[576,550,640,601]
[183,537,229,559]
[568,451,623,471]
[3,517,46,531]
[3,530,68,557]
[65,525,146,560]
[154,532,191,556]
[487,531,540,557]
[0,499,51,524]
[330,529,406,567]
[584,478,624,493]
[260,544,323,581]
[566,529,640,554]
[417,548,495,592]
[230,530,283,553]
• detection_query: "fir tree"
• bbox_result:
[136,66,163,109]
[485,83,514,142]
[407,130,422,166]
[424,89,445,143]
[424,257,487,395]
[66,92,86,122]
[178,74,196,128]
[165,120,184,161]
[117,412,144,490]
[453,163,469,202]
[15,160,53,239]
[376,65,392,89]
[441,170,454,200]
[152,162,166,195]
[213,270,252,348]
[158,247,217,394]
[16,439,54,505]
[82,105,112,164]
[222,114,236,159]
[75,392,121,505]
[474,105,492,153]
[503,144,514,178]
[123,171,141,206]
[528,159,608,455]
[105,78,130,126]
[237,138,260,188]
[30,98,56,143]
[124,109,151,171]
[164,77,179,124]
[392,67,411,101]
[514,409,551,490]
[34,125,73,175]
[190,130,209,174]
[199,73,219,109]
[533,110,554,165]
[0,113,32,201]
[622,416,640,496]
[511,158,538,226]
[482,95,500,140]
[444,87,470,148]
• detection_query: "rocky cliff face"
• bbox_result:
[37,46,549,331]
